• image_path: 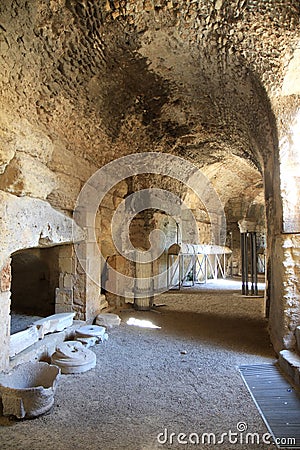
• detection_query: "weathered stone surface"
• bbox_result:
[238,219,257,234]
[296,326,300,353]
[0,146,15,175]
[75,336,98,348]
[47,173,82,212]
[0,291,11,371]
[95,313,121,329]
[75,325,107,343]
[0,191,85,271]
[8,320,85,371]
[0,0,280,187]
[0,153,56,198]
[279,350,300,387]
[48,142,98,183]
[282,48,300,96]
[0,0,299,376]
[269,234,300,352]
[9,327,40,358]
[0,113,16,174]
[51,341,96,374]
[0,114,54,164]
[55,288,73,308]
[0,259,11,292]
[55,304,74,314]
[0,362,60,419]
[33,313,75,339]
[99,296,109,311]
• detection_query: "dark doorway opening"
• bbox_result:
[10,248,59,334]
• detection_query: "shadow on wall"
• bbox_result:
[11,248,59,318]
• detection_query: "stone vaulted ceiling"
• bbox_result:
[0,0,300,213]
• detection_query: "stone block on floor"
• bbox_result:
[279,349,300,387]
[33,312,75,339]
[9,326,39,358]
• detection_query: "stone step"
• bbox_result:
[296,326,300,354]
[279,349,300,388]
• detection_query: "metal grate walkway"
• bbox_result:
[239,364,300,448]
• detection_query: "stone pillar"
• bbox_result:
[56,244,107,321]
[134,250,153,311]
[104,254,134,307]
[0,259,11,372]
[73,206,104,322]
[55,245,75,314]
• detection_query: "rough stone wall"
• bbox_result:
[1,0,300,356]
[0,191,84,271]
[268,93,300,352]
[73,207,105,321]
[270,235,300,352]
[0,260,11,371]
[99,180,128,259]
[0,0,282,171]
[0,0,274,233]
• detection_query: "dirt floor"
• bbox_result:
[10,313,44,335]
[0,280,277,450]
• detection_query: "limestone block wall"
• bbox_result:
[268,93,300,354]
[269,235,300,352]
[99,181,135,306]
[104,255,135,307]
[9,244,100,320]
[73,202,107,321]
[0,116,99,214]
[0,191,99,371]
[99,175,235,304]
[55,245,76,315]
[99,180,129,260]
[0,101,107,367]
[0,260,11,371]
[10,243,103,321]
[1,0,299,362]
[0,191,84,271]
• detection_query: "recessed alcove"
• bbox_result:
[10,248,60,334]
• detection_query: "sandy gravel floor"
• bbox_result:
[0,283,277,450]
[10,313,44,335]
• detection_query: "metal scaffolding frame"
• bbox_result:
[167,243,232,290]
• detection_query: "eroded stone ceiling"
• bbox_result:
[1,0,300,213]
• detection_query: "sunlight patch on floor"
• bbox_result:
[126,318,161,329]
